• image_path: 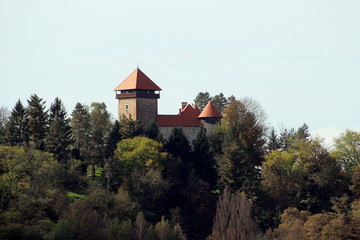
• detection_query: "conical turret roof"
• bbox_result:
[198,101,222,118]
[114,68,161,91]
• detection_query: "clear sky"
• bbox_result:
[1,0,360,146]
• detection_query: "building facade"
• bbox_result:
[114,68,222,141]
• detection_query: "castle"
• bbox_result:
[114,68,222,141]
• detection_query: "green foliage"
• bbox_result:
[5,100,28,146]
[332,129,360,175]
[165,127,191,161]
[115,136,166,173]
[194,92,227,113]
[27,94,48,150]
[261,140,347,213]
[105,120,121,158]
[192,127,217,187]
[119,114,143,139]
[144,119,163,142]
[46,97,73,162]
[88,102,112,177]
[194,92,212,111]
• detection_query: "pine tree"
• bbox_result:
[46,97,73,162]
[119,114,143,139]
[268,127,281,152]
[27,94,48,150]
[105,120,121,158]
[192,127,217,187]
[70,103,92,174]
[165,127,191,161]
[5,100,28,146]
[144,120,163,142]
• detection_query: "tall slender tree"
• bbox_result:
[5,100,28,146]
[46,97,73,162]
[192,127,217,187]
[119,114,143,139]
[27,94,48,150]
[89,102,111,177]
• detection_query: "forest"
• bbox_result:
[0,92,359,240]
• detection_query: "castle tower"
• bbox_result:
[198,101,222,133]
[114,68,161,123]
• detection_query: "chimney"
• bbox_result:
[181,102,187,111]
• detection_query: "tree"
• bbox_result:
[119,114,143,139]
[88,102,111,177]
[267,127,281,152]
[27,94,48,150]
[114,136,166,175]
[105,120,121,159]
[194,92,212,111]
[207,187,260,240]
[0,106,9,144]
[70,103,91,166]
[261,150,301,210]
[261,140,347,213]
[46,97,73,162]
[192,127,217,187]
[144,120,163,142]
[212,93,227,113]
[165,127,191,161]
[332,129,360,175]
[5,100,28,146]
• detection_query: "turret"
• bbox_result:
[198,101,222,133]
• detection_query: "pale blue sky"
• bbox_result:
[1,0,360,145]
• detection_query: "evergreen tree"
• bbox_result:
[105,120,121,158]
[27,94,48,150]
[144,119,163,142]
[70,103,92,174]
[192,127,217,187]
[267,127,281,152]
[212,93,227,113]
[46,97,73,162]
[165,127,191,161]
[119,114,143,139]
[194,92,212,111]
[5,100,28,146]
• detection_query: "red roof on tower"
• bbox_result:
[198,101,222,118]
[114,68,162,91]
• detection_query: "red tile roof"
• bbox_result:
[157,104,201,127]
[198,101,222,118]
[114,68,162,91]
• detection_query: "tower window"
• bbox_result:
[125,104,129,111]
[145,104,149,111]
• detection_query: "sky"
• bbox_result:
[1,0,360,147]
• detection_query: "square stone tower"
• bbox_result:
[114,68,161,123]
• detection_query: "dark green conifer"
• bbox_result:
[5,100,28,146]
[46,97,73,162]
[27,94,48,150]
[192,127,217,187]
[119,114,143,139]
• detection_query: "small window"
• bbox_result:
[125,104,129,111]
[145,104,149,111]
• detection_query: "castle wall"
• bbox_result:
[159,126,200,143]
